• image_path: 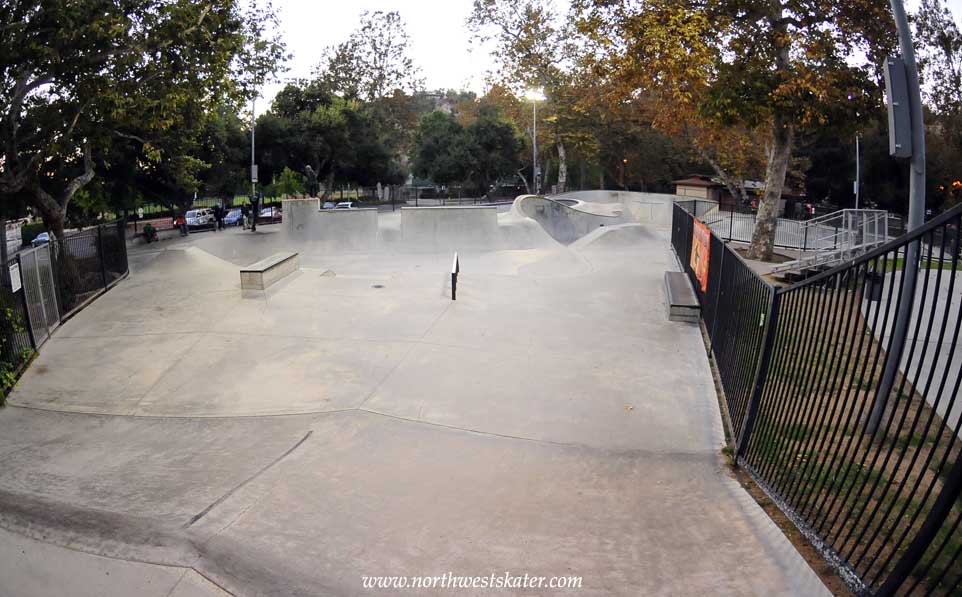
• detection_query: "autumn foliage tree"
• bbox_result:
[573,0,894,260]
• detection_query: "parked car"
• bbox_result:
[223,208,242,226]
[334,202,353,209]
[258,207,282,222]
[31,232,49,247]
[185,208,215,229]
[322,202,335,210]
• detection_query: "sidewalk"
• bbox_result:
[0,527,227,597]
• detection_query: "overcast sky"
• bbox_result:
[256,0,962,115]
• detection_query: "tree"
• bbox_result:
[468,0,579,193]
[318,11,424,102]
[573,0,894,260]
[276,167,306,198]
[466,105,523,193]
[259,81,403,199]
[199,108,249,206]
[915,0,962,212]
[0,0,285,238]
[413,111,473,188]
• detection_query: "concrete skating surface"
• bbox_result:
[0,221,828,595]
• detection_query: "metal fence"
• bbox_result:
[675,198,889,252]
[0,221,129,398]
[49,221,128,316]
[672,201,962,595]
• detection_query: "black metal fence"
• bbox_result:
[0,221,129,400]
[672,201,962,595]
[50,221,128,316]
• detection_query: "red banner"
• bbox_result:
[690,219,710,293]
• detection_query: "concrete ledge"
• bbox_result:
[240,252,299,291]
[664,271,700,323]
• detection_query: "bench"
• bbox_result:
[240,251,299,291]
[664,271,700,323]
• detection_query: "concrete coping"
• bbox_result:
[318,208,379,213]
[400,206,496,210]
[241,251,299,273]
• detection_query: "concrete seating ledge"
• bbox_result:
[241,251,299,290]
[664,271,700,323]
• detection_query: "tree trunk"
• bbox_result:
[747,12,794,262]
[556,141,567,194]
[320,171,334,201]
[517,169,531,194]
[747,119,794,261]
[32,187,67,240]
[29,144,94,240]
[543,158,552,194]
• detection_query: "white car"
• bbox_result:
[334,202,353,209]
[185,208,215,228]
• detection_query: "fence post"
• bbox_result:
[97,225,108,288]
[736,287,781,460]
[876,455,962,595]
[728,209,734,241]
[709,245,726,343]
[15,254,36,350]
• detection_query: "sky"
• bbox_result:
[256,0,495,115]
[256,0,962,116]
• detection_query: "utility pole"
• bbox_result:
[866,0,926,434]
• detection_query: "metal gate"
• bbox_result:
[17,244,60,347]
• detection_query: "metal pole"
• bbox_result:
[855,135,861,210]
[16,254,36,350]
[867,0,927,435]
[532,99,538,195]
[251,96,256,201]
[97,225,107,288]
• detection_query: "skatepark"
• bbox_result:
[0,193,828,595]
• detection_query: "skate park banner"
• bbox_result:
[689,219,710,293]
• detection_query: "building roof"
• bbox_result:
[672,175,722,188]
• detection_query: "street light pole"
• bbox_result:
[525,89,545,195]
[855,134,860,210]
[532,98,538,195]
[251,96,257,200]
[866,0,927,435]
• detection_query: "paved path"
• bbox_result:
[0,225,827,595]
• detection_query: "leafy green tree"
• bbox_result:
[466,105,523,193]
[318,11,424,101]
[915,0,962,212]
[198,108,249,206]
[276,167,306,198]
[468,0,579,192]
[0,0,285,238]
[413,111,473,188]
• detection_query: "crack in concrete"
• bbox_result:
[184,430,313,528]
